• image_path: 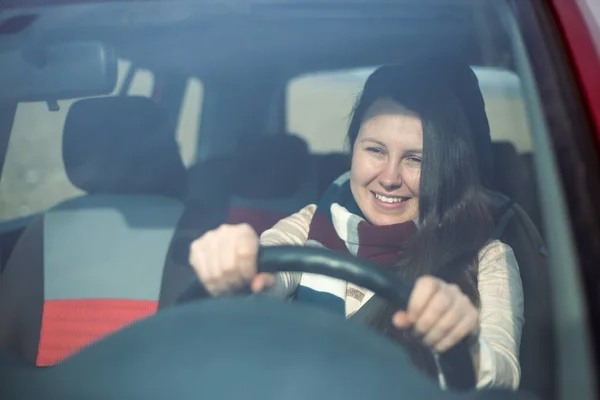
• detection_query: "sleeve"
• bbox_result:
[258,204,317,299]
[474,240,525,390]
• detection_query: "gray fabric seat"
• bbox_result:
[0,96,187,366]
[486,191,553,398]
[491,142,542,230]
[157,134,320,308]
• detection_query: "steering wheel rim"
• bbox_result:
[177,246,476,391]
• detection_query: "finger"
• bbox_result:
[392,311,412,329]
[196,229,233,295]
[206,235,234,295]
[421,287,473,348]
[407,276,441,323]
[189,238,211,283]
[412,286,454,336]
[190,237,223,296]
[421,303,462,349]
[433,308,479,353]
[217,235,245,291]
[236,224,259,258]
[236,225,259,282]
[251,273,276,293]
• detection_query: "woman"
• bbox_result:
[189,62,524,390]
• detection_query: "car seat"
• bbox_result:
[491,141,542,230]
[0,96,187,366]
[157,134,319,308]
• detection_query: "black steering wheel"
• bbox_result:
[0,247,479,400]
[177,246,476,391]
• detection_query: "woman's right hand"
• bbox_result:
[189,223,276,296]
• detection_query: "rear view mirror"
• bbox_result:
[0,41,117,102]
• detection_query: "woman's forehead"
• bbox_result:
[364,98,419,119]
[359,98,423,148]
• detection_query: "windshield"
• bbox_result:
[0,1,597,399]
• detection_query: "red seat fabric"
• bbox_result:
[37,299,157,366]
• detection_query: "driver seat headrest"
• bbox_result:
[63,96,186,198]
[233,134,311,199]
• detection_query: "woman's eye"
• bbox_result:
[406,156,422,164]
[367,147,384,155]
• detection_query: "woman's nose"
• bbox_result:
[378,162,403,191]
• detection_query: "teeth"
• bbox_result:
[374,193,406,203]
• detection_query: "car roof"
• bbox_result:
[0,0,511,79]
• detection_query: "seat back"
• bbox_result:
[488,191,554,398]
[313,152,351,197]
[491,142,542,230]
[226,134,318,234]
[0,97,186,366]
[408,62,552,396]
[38,196,182,366]
[158,134,319,308]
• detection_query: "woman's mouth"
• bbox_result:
[371,191,410,208]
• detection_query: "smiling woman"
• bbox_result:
[350,99,422,226]
[189,60,524,390]
[327,61,522,386]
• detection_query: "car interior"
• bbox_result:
[0,0,598,399]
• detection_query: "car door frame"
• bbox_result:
[512,0,600,398]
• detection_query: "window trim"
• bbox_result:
[509,0,600,398]
[0,104,16,182]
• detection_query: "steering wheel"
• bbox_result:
[0,247,477,400]
[177,246,476,391]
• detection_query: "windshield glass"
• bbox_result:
[0,1,596,398]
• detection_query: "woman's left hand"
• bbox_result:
[392,276,480,353]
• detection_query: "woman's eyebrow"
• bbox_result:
[358,138,422,154]
[359,138,387,147]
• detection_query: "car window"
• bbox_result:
[177,77,204,167]
[286,68,372,153]
[1,2,598,398]
[287,66,532,154]
[0,61,203,221]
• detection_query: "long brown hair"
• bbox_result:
[347,61,494,377]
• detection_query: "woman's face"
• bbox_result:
[350,98,422,226]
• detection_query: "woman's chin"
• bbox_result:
[364,209,417,226]
[363,200,417,226]
[373,216,413,226]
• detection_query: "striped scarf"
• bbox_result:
[297,172,417,315]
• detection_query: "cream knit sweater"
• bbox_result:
[260,204,524,390]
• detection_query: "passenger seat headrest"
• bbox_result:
[63,97,186,198]
[233,134,310,199]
